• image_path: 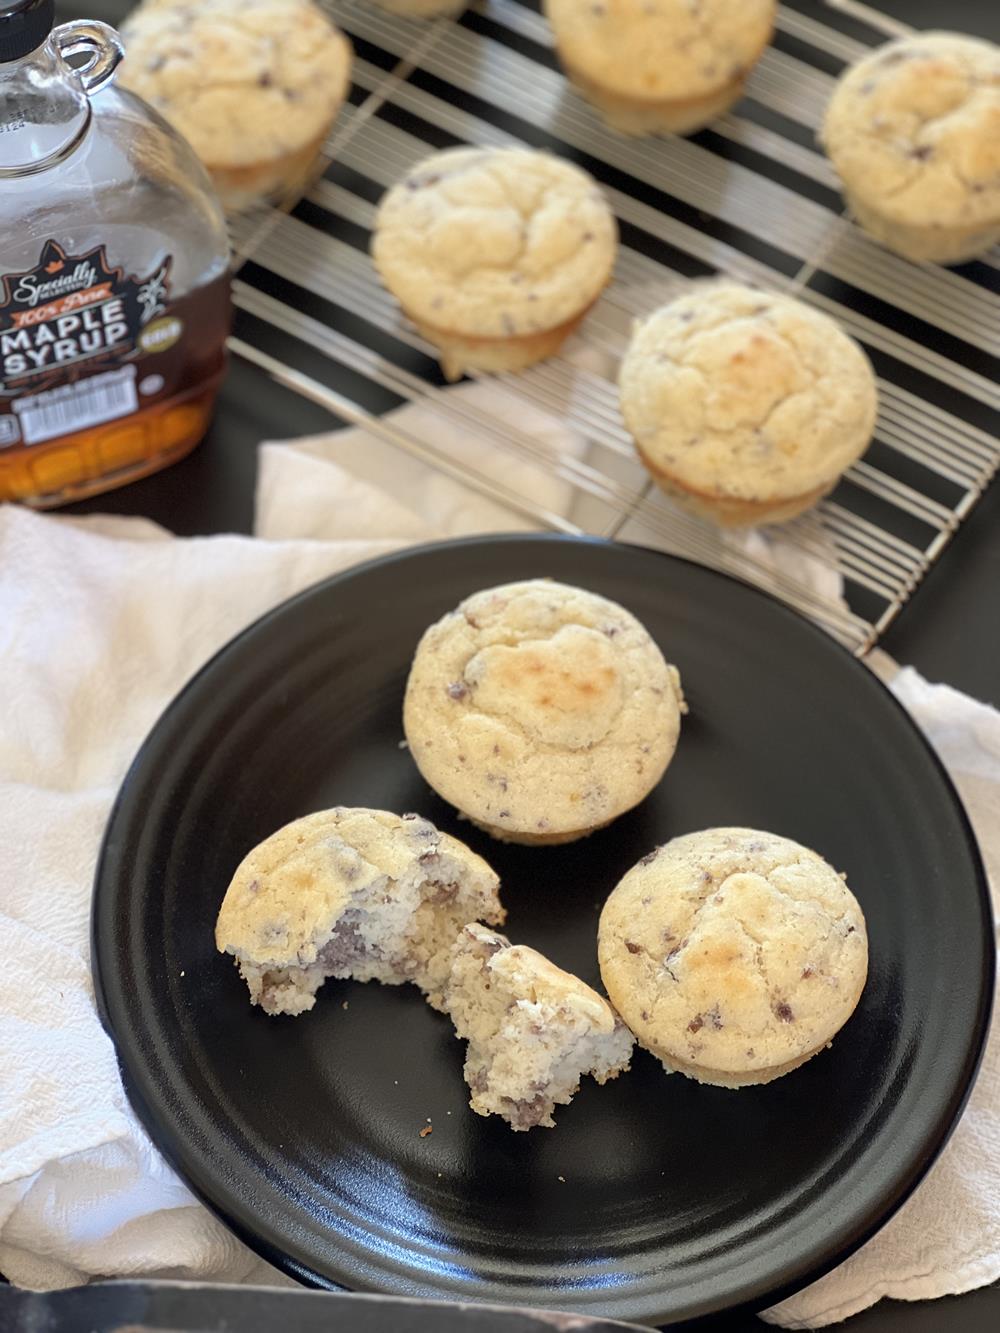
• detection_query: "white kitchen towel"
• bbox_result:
[254,381,846,612]
[256,380,584,540]
[0,386,596,1292]
[763,664,1000,1329]
[0,509,398,1292]
[0,387,996,1326]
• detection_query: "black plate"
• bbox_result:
[93,536,993,1326]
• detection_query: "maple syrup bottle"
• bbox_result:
[0,0,232,506]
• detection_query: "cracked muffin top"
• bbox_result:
[619,282,877,505]
[403,580,684,842]
[119,0,352,168]
[599,828,868,1085]
[543,0,775,102]
[822,32,1000,230]
[371,147,617,339]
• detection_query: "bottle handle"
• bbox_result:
[53,20,124,96]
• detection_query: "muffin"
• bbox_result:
[403,579,685,845]
[119,0,353,213]
[822,33,1000,265]
[544,0,776,136]
[371,0,466,14]
[599,828,869,1087]
[619,282,878,526]
[371,147,617,380]
[442,924,634,1130]
[215,808,505,1016]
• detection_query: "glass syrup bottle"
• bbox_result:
[0,0,232,506]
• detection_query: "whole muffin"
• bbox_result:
[619,282,878,526]
[822,33,1000,265]
[120,0,353,213]
[370,0,466,14]
[403,579,685,844]
[216,808,505,1016]
[544,0,776,136]
[599,828,869,1087]
[371,147,618,380]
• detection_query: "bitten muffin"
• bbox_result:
[822,33,1000,265]
[442,924,634,1130]
[371,147,617,380]
[403,579,685,844]
[544,0,776,136]
[120,0,353,213]
[619,282,878,526]
[599,828,868,1087]
[370,0,466,15]
[215,808,505,1016]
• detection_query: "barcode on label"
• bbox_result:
[14,367,138,445]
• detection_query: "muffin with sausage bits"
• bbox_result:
[216,808,505,1015]
[372,146,617,380]
[822,32,1000,265]
[120,0,353,212]
[442,924,634,1131]
[599,828,869,1087]
[619,282,878,526]
[403,579,685,844]
[544,0,776,136]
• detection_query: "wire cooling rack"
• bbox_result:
[227,0,999,654]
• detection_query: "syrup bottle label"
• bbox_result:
[0,238,178,447]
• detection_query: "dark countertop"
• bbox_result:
[0,1279,995,1333]
[44,2,999,1332]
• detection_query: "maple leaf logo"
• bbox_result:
[39,240,69,273]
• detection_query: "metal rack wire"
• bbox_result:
[228,0,999,654]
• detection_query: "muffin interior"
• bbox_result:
[227,816,503,1016]
[443,925,634,1130]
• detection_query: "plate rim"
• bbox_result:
[91,532,996,1324]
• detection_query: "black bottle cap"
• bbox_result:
[0,0,55,63]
